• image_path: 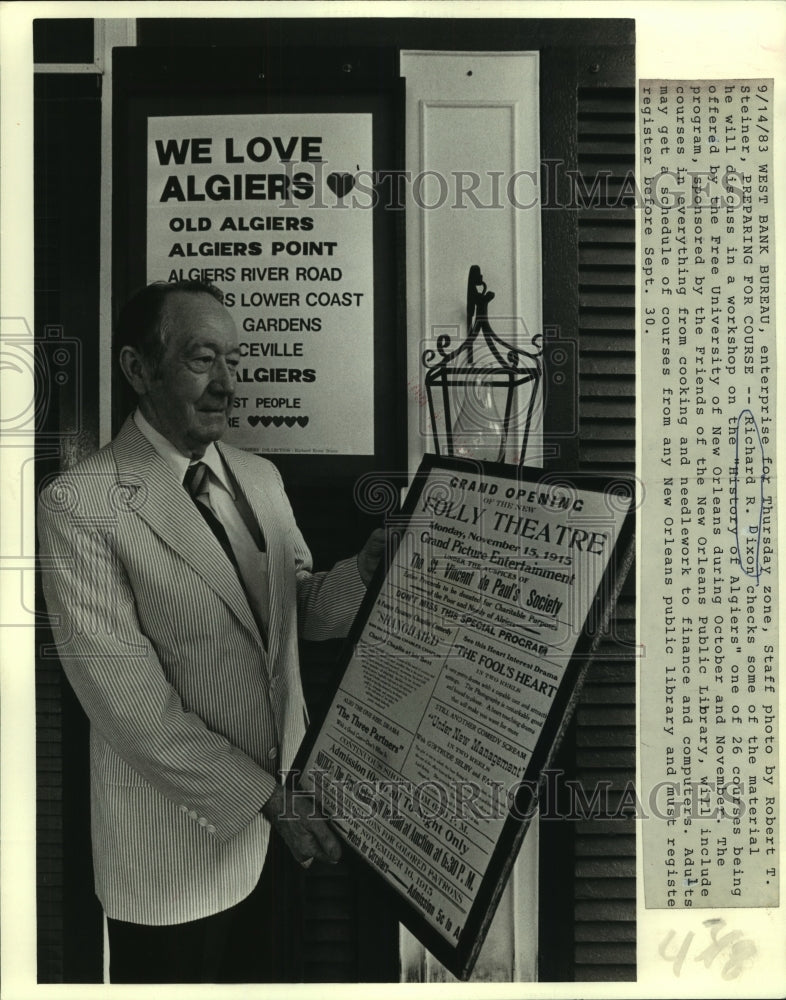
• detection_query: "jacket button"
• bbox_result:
[179,804,188,813]
[188,810,198,820]
[207,824,216,834]
[268,747,278,759]
[198,816,208,827]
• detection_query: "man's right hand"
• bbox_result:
[261,784,342,867]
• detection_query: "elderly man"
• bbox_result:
[38,280,384,983]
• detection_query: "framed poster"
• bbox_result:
[113,45,405,487]
[295,454,636,979]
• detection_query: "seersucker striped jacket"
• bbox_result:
[38,416,365,925]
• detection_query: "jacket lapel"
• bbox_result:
[111,417,265,649]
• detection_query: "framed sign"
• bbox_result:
[113,46,405,486]
[295,454,636,978]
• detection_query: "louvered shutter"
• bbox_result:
[539,75,636,982]
[572,81,636,983]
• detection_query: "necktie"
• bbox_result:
[183,461,239,571]
[184,461,269,648]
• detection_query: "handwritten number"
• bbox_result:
[660,920,756,979]
[694,920,742,968]
[720,937,758,981]
[659,929,694,977]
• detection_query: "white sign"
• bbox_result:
[147,113,375,455]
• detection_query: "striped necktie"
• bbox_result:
[183,461,239,571]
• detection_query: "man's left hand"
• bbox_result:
[357,528,386,587]
[261,784,341,867]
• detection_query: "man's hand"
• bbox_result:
[261,784,341,867]
[357,527,386,588]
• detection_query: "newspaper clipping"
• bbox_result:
[640,79,777,912]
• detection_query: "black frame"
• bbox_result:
[295,453,636,978]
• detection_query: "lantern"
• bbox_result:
[422,265,543,464]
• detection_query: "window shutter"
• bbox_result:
[573,80,636,982]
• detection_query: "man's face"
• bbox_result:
[137,291,240,457]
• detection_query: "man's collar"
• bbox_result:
[133,409,235,496]
[200,444,235,498]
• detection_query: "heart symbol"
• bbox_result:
[327,171,355,198]
[296,416,309,427]
[272,416,284,428]
[247,415,261,427]
[284,416,297,427]
[259,415,273,427]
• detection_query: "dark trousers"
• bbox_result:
[107,835,304,984]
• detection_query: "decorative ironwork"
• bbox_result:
[421,265,543,463]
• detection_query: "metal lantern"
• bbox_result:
[422,265,543,465]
